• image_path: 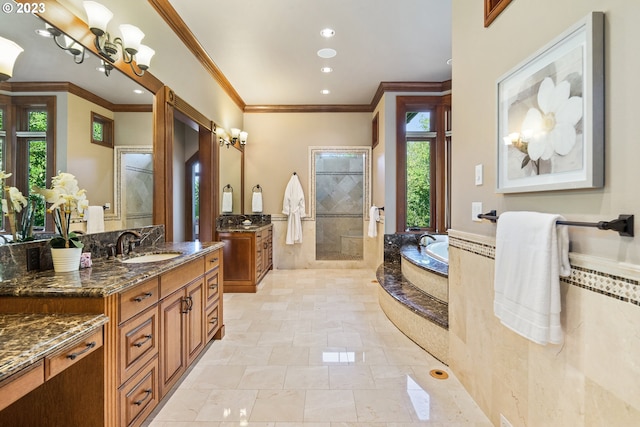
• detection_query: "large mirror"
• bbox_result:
[0,11,154,239]
[219,144,243,214]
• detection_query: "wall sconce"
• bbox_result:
[83,1,155,77]
[39,24,86,64]
[0,36,24,82]
[218,128,248,148]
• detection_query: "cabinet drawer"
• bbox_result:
[119,305,159,385]
[45,329,103,380]
[119,357,158,427]
[119,278,159,324]
[160,258,204,298]
[204,250,221,273]
[0,360,44,412]
[205,303,220,341]
[205,268,221,304]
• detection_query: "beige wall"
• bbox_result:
[243,112,383,269]
[451,1,640,425]
[66,93,114,210]
[452,0,640,264]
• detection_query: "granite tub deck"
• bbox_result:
[376,236,449,364]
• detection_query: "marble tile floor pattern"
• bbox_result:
[145,269,491,427]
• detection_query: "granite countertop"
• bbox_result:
[217,223,272,233]
[0,313,108,380]
[0,241,224,298]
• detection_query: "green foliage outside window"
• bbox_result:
[28,111,47,132]
[406,140,431,228]
[93,122,104,142]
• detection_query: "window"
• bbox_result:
[91,111,114,148]
[10,97,55,232]
[396,96,451,233]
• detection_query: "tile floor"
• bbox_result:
[145,269,492,427]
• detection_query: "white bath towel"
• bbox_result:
[494,211,570,345]
[282,174,306,244]
[368,206,379,237]
[85,205,105,233]
[222,192,233,213]
[252,191,263,213]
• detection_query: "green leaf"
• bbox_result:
[521,155,530,169]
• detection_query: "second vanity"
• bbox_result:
[0,240,224,427]
[217,218,273,293]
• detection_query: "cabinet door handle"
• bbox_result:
[182,296,193,312]
[181,297,190,314]
[209,284,218,291]
[133,292,153,302]
[264,242,268,249]
[210,257,219,263]
[132,334,153,348]
[209,316,218,325]
[134,389,152,406]
[66,341,97,360]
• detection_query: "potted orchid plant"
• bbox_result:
[33,172,88,272]
[34,172,89,249]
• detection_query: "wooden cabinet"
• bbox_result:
[0,247,223,427]
[158,256,210,397]
[218,224,273,293]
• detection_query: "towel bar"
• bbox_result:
[252,184,262,192]
[477,210,634,237]
[223,184,233,192]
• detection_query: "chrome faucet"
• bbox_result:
[116,230,142,256]
[418,233,437,246]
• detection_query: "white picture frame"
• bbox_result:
[496,11,604,193]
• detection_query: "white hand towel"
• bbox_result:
[222,192,233,213]
[86,205,105,233]
[368,206,379,237]
[494,211,570,345]
[252,192,263,213]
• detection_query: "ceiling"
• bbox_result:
[0,0,452,107]
[167,0,452,106]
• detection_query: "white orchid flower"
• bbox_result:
[1,199,7,215]
[7,187,28,212]
[0,171,12,180]
[521,77,583,161]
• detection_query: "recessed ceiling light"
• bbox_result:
[320,28,335,38]
[320,67,333,73]
[321,89,331,95]
[317,48,337,59]
[133,89,144,94]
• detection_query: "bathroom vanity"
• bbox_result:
[0,241,224,427]
[217,223,273,292]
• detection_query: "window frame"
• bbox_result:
[395,95,450,234]
[91,111,114,148]
[10,96,56,233]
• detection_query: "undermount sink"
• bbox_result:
[120,252,183,264]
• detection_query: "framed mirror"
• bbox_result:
[219,144,243,214]
[0,11,154,238]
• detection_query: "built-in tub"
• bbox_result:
[425,236,449,264]
[400,235,448,303]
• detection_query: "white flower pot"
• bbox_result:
[51,247,82,273]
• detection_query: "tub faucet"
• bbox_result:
[116,230,142,256]
[418,233,437,247]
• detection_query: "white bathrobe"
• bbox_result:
[282,174,306,244]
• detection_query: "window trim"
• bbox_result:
[395,95,450,234]
[91,111,114,149]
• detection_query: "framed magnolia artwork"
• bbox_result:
[496,12,604,193]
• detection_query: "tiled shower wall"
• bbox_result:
[315,153,364,260]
